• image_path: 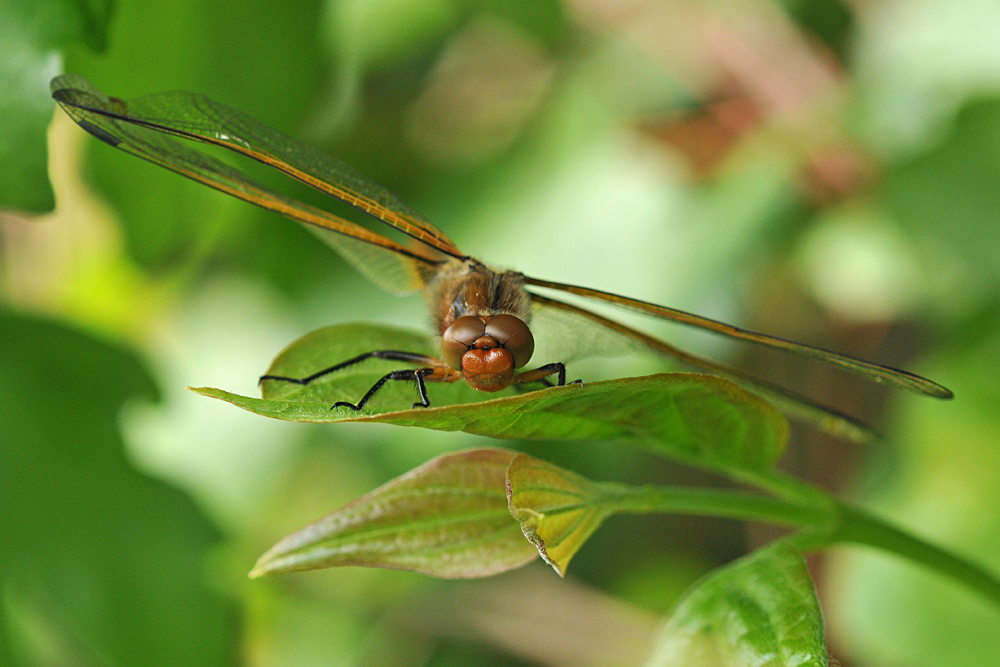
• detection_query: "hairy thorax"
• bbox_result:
[424,258,532,334]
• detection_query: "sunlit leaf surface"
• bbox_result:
[644,540,828,667]
[195,323,789,474]
[251,448,538,579]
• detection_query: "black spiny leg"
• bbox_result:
[260,349,450,412]
[536,362,566,386]
[331,367,436,411]
[412,368,433,408]
[259,350,437,386]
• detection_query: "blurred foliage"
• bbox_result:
[0,310,233,666]
[3,0,1000,665]
[0,0,114,212]
[885,100,1000,297]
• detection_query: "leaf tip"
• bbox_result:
[248,552,276,579]
[543,552,567,578]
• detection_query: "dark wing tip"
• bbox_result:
[890,370,954,399]
[50,76,120,147]
[76,120,121,147]
[50,73,92,99]
[50,75,102,115]
[931,384,955,400]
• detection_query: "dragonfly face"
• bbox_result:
[428,258,535,391]
[50,75,953,440]
[442,312,535,391]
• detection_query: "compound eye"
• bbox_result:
[485,314,534,368]
[442,316,487,370]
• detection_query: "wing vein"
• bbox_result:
[528,292,881,444]
[524,277,952,399]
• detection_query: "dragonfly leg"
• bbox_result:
[516,363,581,387]
[411,368,433,408]
[259,350,439,386]
[332,365,458,411]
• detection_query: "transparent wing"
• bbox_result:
[51,74,444,295]
[529,292,880,444]
[308,227,441,296]
[528,296,645,367]
[51,74,462,256]
[525,276,953,400]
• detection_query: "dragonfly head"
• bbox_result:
[442,314,534,391]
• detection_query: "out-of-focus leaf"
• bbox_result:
[5,0,114,52]
[778,0,853,59]
[250,448,538,579]
[0,37,55,213]
[0,1,114,212]
[0,21,54,212]
[795,206,923,322]
[197,323,789,474]
[325,0,459,71]
[825,335,1000,667]
[854,0,1000,154]
[0,311,233,666]
[643,540,828,667]
[404,16,556,168]
[62,0,326,270]
[405,566,661,667]
[506,454,612,576]
[885,99,1000,289]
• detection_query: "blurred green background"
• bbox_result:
[3,0,1000,665]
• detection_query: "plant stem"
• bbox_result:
[798,502,1000,610]
[599,484,834,529]
[597,483,1000,611]
[730,467,833,506]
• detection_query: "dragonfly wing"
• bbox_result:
[51,74,464,259]
[524,276,953,400]
[52,74,442,295]
[307,227,442,295]
[528,296,645,366]
[529,293,879,444]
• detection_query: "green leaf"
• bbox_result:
[886,99,1000,287]
[0,311,233,666]
[61,0,325,270]
[506,454,612,576]
[250,448,538,579]
[6,1,114,52]
[0,10,56,213]
[196,323,789,474]
[0,1,114,212]
[643,540,828,667]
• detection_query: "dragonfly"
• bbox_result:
[51,74,953,443]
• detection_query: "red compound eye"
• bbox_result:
[484,314,534,369]
[441,316,487,370]
[441,314,534,370]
